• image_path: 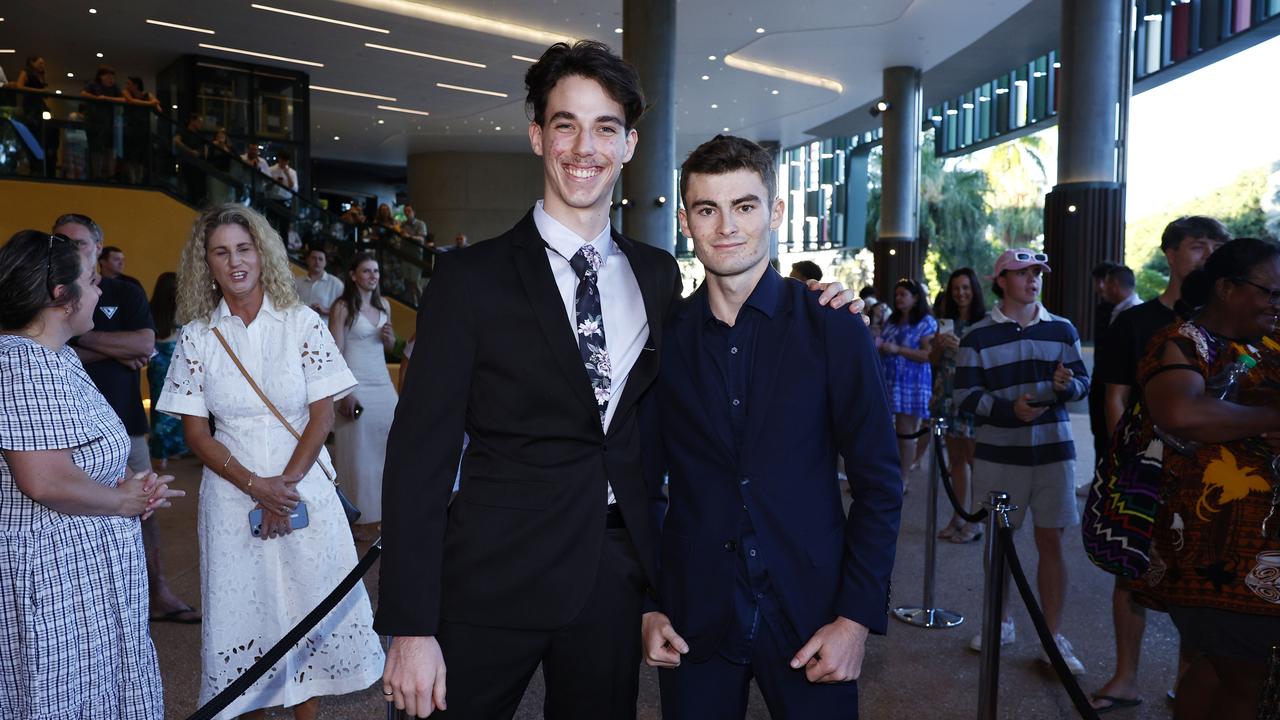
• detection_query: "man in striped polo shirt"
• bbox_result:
[954,248,1090,674]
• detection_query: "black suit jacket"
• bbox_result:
[375,210,681,636]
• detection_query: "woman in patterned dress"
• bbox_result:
[0,229,182,719]
[156,205,383,719]
[878,278,937,494]
[1133,238,1280,719]
[147,271,188,468]
[930,268,987,543]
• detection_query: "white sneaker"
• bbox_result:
[968,619,1015,652]
[1038,634,1086,675]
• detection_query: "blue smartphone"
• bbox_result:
[249,502,310,537]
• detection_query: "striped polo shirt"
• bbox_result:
[953,302,1089,467]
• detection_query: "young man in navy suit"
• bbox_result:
[641,135,903,719]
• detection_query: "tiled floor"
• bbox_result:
[154,412,1178,718]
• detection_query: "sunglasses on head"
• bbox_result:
[46,233,73,299]
[1012,251,1048,263]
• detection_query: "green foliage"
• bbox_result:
[1125,166,1276,271]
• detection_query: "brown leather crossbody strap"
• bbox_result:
[211,326,336,483]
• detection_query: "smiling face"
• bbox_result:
[997,266,1043,305]
[679,168,782,280]
[205,223,261,302]
[949,273,973,311]
[350,259,380,293]
[529,74,637,222]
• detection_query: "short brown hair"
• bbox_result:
[525,41,646,129]
[680,134,777,205]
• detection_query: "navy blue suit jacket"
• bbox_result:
[648,273,903,662]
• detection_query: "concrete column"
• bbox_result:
[1043,0,1129,341]
[873,66,923,298]
[621,0,677,253]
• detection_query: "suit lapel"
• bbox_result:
[742,284,795,461]
[671,287,737,459]
[510,211,599,419]
[607,232,661,426]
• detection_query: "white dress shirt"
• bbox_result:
[533,201,648,505]
[293,272,344,316]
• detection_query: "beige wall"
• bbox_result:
[407,151,543,244]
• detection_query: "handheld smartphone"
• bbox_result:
[937,318,955,336]
[249,502,310,537]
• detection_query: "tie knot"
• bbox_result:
[570,244,604,280]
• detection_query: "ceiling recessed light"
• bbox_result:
[701,74,709,80]
[250,4,390,33]
[770,89,779,95]
[67,72,75,78]
[723,54,843,94]
[311,85,397,101]
[436,82,508,98]
[494,126,501,131]
[755,27,765,33]
[89,8,97,13]
[708,55,717,60]
[377,119,385,124]
[0,49,14,54]
[365,43,486,68]
[171,104,178,109]
[96,52,104,58]
[145,19,216,34]
[614,27,623,34]
[710,103,718,109]
[198,43,324,67]
[55,90,63,95]
[511,54,539,63]
[377,104,431,116]
[333,135,340,140]
[722,127,730,132]
[329,0,574,45]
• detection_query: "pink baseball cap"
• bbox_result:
[988,248,1052,280]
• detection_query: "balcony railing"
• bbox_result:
[0,87,429,308]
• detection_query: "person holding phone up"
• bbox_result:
[156,205,383,720]
[953,249,1090,673]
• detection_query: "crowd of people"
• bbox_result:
[0,38,1276,720]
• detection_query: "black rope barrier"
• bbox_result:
[998,528,1102,720]
[186,540,383,720]
[934,437,988,524]
[896,426,930,440]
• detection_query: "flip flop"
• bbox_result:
[948,525,983,544]
[150,605,202,624]
[1091,695,1143,714]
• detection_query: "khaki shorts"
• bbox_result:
[971,458,1077,529]
[127,434,150,474]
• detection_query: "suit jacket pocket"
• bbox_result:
[461,476,553,510]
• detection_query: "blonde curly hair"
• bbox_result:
[175,204,301,324]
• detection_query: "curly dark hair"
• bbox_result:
[888,278,932,326]
[0,231,85,330]
[525,41,645,129]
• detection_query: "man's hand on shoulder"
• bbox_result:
[641,611,689,668]
[384,635,447,717]
[805,279,868,324]
[790,616,870,683]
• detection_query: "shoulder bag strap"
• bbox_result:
[211,326,336,483]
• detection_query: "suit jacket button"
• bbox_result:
[724,541,736,552]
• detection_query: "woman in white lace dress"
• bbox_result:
[156,205,383,719]
[329,253,397,541]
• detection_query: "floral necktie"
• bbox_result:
[569,244,611,426]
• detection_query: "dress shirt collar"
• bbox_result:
[533,200,615,266]
[212,291,286,326]
[701,265,783,327]
[991,300,1052,326]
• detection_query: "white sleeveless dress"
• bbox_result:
[333,304,398,524]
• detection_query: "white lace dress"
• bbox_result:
[332,305,398,524]
[156,297,383,718]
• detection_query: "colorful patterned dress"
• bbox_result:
[147,332,188,460]
[880,314,938,419]
[1132,323,1280,623]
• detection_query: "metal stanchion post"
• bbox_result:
[894,419,963,629]
[976,491,1014,720]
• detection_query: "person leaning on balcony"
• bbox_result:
[1129,237,1280,720]
[0,229,183,720]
